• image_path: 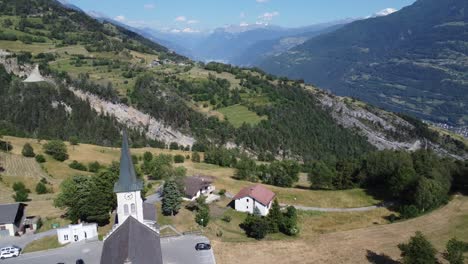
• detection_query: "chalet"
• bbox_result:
[233,184,275,216]
[183,176,215,201]
[0,203,26,237]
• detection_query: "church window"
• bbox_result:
[131,203,136,214]
[64,235,68,241]
[124,204,129,215]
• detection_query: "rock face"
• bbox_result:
[23,65,45,83]
[0,50,33,77]
[70,88,195,147]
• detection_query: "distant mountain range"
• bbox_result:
[259,0,468,127]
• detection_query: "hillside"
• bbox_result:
[0,0,466,162]
[260,0,468,127]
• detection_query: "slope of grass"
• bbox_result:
[217,105,267,128]
[22,235,64,253]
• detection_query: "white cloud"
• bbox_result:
[115,15,126,22]
[240,22,249,27]
[182,27,200,33]
[144,3,155,10]
[187,19,199,24]
[374,8,397,17]
[175,16,187,22]
[256,0,269,3]
[258,11,279,21]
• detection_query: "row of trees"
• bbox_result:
[307,149,467,218]
[241,200,298,239]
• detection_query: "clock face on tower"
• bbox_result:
[124,193,134,200]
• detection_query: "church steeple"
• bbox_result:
[114,130,143,193]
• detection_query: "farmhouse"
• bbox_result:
[233,184,276,216]
[0,203,26,237]
[56,223,98,244]
[183,176,215,201]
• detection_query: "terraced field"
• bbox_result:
[0,152,48,180]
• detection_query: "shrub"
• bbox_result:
[241,214,269,240]
[174,154,185,163]
[191,152,201,163]
[35,154,46,163]
[69,136,79,146]
[22,143,36,157]
[398,232,437,264]
[69,160,88,171]
[218,189,226,196]
[88,161,101,173]
[43,140,68,161]
[222,215,232,223]
[12,182,29,202]
[35,182,48,194]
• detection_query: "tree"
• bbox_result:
[398,232,437,264]
[43,140,69,161]
[191,152,201,163]
[241,214,268,240]
[235,156,258,182]
[266,199,282,233]
[308,161,335,189]
[279,206,299,236]
[195,197,210,227]
[69,160,87,171]
[69,136,79,146]
[267,160,300,187]
[12,182,29,202]
[162,179,182,216]
[143,151,153,162]
[21,143,35,157]
[35,181,48,194]
[35,154,46,163]
[414,177,447,212]
[88,161,101,173]
[174,154,185,163]
[444,238,465,264]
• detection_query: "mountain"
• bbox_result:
[260,0,468,127]
[0,0,466,161]
[231,22,349,66]
[140,21,354,63]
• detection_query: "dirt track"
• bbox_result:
[213,196,467,264]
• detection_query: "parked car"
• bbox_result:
[0,250,20,259]
[0,246,21,253]
[195,243,211,251]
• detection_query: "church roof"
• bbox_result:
[114,130,143,193]
[100,216,163,264]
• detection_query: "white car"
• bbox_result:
[0,250,20,260]
[1,246,21,253]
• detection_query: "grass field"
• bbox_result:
[213,195,468,264]
[217,105,267,128]
[22,235,65,253]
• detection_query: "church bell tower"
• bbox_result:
[114,130,144,224]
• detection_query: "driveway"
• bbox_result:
[161,235,216,264]
[0,229,56,249]
[1,240,103,264]
[145,185,163,204]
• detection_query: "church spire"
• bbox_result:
[114,130,143,193]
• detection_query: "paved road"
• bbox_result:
[1,240,103,264]
[145,185,163,204]
[0,229,56,249]
[161,235,215,264]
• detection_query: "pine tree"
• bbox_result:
[398,232,437,264]
[162,179,182,216]
[444,238,465,264]
[21,143,35,157]
[266,199,282,233]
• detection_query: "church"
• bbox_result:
[100,131,163,264]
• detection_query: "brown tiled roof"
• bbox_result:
[183,176,213,198]
[233,184,275,206]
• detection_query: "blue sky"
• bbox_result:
[66,0,416,32]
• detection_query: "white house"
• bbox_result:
[233,184,276,216]
[56,223,98,244]
[182,176,215,201]
[0,203,26,237]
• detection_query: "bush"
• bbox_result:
[12,182,29,202]
[241,214,269,240]
[35,154,46,163]
[88,161,101,173]
[398,232,437,264]
[35,182,48,194]
[222,215,232,223]
[69,136,79,146]
[69,160,88,171]
[43,140,68,161]
[22,143,36,157]
[218,189,226,196]
[191,152,201,163]
[444,238,466,264]
[174,154,185,163]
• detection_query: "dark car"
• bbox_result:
[76,259,85,264]
[195,243,211,251]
